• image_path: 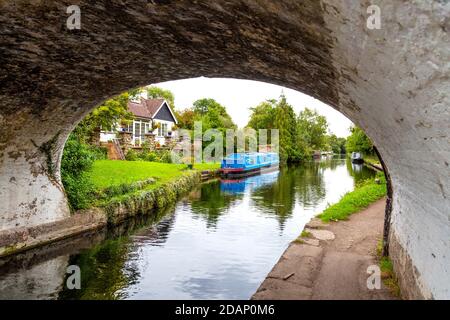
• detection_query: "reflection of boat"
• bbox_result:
[220,170,279,194]
[351,163,363,173]
[351,152,364,164]
[220,152,279,179]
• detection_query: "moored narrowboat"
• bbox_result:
[220,152,279,179]
[351,152,364,164]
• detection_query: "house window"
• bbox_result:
[158,123,168,136]
[140,122,147,137]
[130,120,152,145]
[134,121,141,146]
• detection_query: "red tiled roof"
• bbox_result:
[127,98,165,119]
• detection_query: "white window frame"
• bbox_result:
[132,119,151,146]
[157,122,168,137]
[162,123,168,136]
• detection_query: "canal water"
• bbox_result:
[0,157,375,300]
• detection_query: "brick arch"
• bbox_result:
[0,0,448,299]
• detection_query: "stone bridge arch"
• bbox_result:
[0,1,448,299]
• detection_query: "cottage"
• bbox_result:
[100,98,178,147]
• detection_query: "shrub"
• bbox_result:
[125,148,174,163]
[125,149,139,161]
[62,174,95,211]
[89,145,107,160]
[61,136,96,211]
[61,137,95,178]
[318,174,387,222]
[143,151,158,162]
[158,150,173,163]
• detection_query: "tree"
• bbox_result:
[297,108,328,152]
[327,134,346,154]
[72,89,138,143]
[345,126,373,155]
[192,98,236,131]
[173,98,236,156]
[247,96,331,162]
[273,94,300,162]
[146,86,175,108]
[176,108,196,130]
[246,99,277,131]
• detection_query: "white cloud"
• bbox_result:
[153,77,352,137]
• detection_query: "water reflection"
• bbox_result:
[0,158,376,300]
[57,208,176,300]
[346,159,375,184]
[220,171,280,195]
[0,256,68,300]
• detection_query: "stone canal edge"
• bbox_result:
[0,170,220,257]
[253,198,398,300]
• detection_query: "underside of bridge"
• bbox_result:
[0,1,449,299]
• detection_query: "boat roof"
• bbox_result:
[224,152,278,159]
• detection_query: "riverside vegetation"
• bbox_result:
[62,133,219,213]
[62,85,378,219]
[318,171,387,222]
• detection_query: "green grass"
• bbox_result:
[380,256,401,297]
[89,160,219,189]
[87,160,220,202]
[318,173,387,222]
[364,154,381,167]
[301,230,312,238]
[292,230,312,244]
[377,240,401,297]
[88,161,188,189]
[191,162,221,171]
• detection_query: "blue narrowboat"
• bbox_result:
[220,152,280,179]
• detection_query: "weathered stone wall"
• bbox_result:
[321,0,450,299]
[0,0,448,298]
[104,170,201,225]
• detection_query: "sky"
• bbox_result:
[153,77,352,137]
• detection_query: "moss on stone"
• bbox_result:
[102,171,200,225]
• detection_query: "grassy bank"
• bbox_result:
[318,172,387,222]
[73,160,221,224]
[363,154,381,167]
[89,161,218,189]
[86,160,220,207]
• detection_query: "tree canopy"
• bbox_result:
[146,86,175,108]
[274,95,301,162]
[345,126,373,155]
[246,95,331,162]
[194,98,236,131]
[297,108,328,152]
[72,89,138,143]
[247,99,277,131]
[175,98,236,133]
[326,134,347,154]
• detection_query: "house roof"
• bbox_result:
[127,98,165,119]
